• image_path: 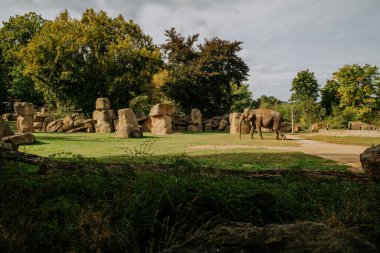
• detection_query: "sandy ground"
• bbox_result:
[189,132,375,172]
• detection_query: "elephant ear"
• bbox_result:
[247,112,255,122]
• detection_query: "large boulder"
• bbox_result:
[46,120,64,132]
[1,133,35,145]
[0,117,13,138]
[16,115,34,133]
[93,109,115,133]
[95,98,111,110]
[116,109,143,138]
[360,144,380,182]
[14,102,35,116]
[162,222,377,253]
[191,108,202,126]
[229,112,250,135]
[187,124,202,132]
[142,117,153,132]
[218,119,229,131]
[151,115,172,135]
[149,104,176,117]
[62,115,75,131]
[42,116,54,132]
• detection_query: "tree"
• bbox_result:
[290,69,319,103]
[0,12,45,105]
[230,84,255,112]
[21,9,162,115]
[161,28,249,117]
[320,79,340,116]
[256,95,282,109]
[333,64,380,121]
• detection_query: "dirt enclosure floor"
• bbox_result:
[190,130,380,172]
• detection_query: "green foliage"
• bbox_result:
[20,9,162,115]
[0,163,379,252]
[320,79,340,116]
[230,84,255,112]
[257,95,282,109]
[161,28,249,117]
[290,69,319,103]
[295,98,325,128]
[0,12,45,106]
[129,95,153,116]
[333,64,380,122]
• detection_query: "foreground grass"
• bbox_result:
[300,134,380,146]
[0,161,378,252]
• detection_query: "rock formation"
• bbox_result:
[162,222,377,253]
[187,108,202,132]
[14,102,35,133]
[0,116,13,138]
[93,98,115,133]
[360,144,380,182]
[116,109,143,138]
[149,104,176,135]
[229,112,249,134]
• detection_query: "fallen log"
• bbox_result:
[0,147,75,172]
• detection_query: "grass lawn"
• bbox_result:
[14,130,348,171]
[300,134,380,146]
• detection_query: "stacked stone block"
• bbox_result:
[187,109,202,132]
[93,98,115,133]
[14,102,35,133]
[148,104,176,135]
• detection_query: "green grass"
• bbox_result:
[301,134,380,146]
[0,162,378,252]
[16,131,347,171]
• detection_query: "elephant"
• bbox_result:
[239,108,286,140]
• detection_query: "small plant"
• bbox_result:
[118,139,157,163]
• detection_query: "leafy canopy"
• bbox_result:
[290,69,319,103]
[333,64,380,121]
[20,9,162,115]
[161,28,249,117]
[0,12,45,106]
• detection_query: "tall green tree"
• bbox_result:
[0,12,45,106]
[320,79,340,116]
[332,64,380,121]
[290,69,319,103]
[21,9,162,115]
[161,28,249,117]
[230,84,255,112]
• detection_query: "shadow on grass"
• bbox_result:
[95,151,348,171]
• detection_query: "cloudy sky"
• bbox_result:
[1,0,379,101]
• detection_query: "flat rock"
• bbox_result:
[1,133,35,145]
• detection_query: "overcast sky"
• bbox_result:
[1,0,379,101]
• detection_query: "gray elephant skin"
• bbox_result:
[239,109,286,140]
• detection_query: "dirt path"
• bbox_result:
[189,135,368,172]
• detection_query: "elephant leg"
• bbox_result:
[275,130,280,140]
[257,124,263,140]
[250,124,256,139]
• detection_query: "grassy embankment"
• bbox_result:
[1,160,379,252]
